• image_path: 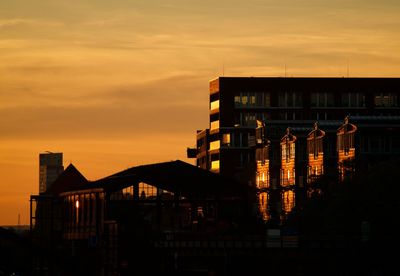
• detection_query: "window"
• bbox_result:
[249,93,256,105]
[341,92,365,107]
[311,92,335,107]
[209,140,220,150]
[235,92,270,107]
[122,186,134,199]
[374,93,398,107]
[210,100,219,110]
[264,93,271,107]
[278,91,302,107]
[234,95,241,106]
[139,183,157,199]
[241,94,248,106]
[222,133,231,146]
[211,160,220,170]
[241,113,256,126]
[327,93,334,107]
[256,93,263,107]
[210,120,219,130]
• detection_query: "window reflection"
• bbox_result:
[210,100,220,110]
[341,92,365,107]
[258,192,270,221]
[374,92,398,107]
[234,92,270,107]
[139,182,157,199]
[209,140,220,150]
[337,116,357,181]
[307,123,325,185]
[211,160,220,171]
[280,128,296,187]
[282,190,295,214]
[210,120,219,130]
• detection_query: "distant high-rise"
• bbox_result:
[39,152,64,194]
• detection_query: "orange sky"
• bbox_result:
[1,0,400,225]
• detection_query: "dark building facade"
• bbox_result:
[188,77,400,220]
[30,161,253,275]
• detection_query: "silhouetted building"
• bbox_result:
[39,152,63,194]
[30,160,253,275]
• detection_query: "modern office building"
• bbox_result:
[188,77,400,219]
[39,152,64,194]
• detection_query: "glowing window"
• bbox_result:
[210,120,219,130]
[210,100,220,110]
[139,183,157,199]
[374,93,398,107]
[211,160,220,170]
[222,134,230,146]
[210,140,220,150]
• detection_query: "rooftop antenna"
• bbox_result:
[347,59,350,78]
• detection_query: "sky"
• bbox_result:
[1,0,400,225]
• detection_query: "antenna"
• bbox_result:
[347,59,350,78]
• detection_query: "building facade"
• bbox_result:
[188,77,400,220]
[30,161,252,275]
[39,152,64,194]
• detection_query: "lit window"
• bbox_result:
[241,95,248,105]
[234,95,241,106]
[374,93,398,107]
[210,120,219,130]
[210,100,220,110]
[210,140,220,150]
[222,134,230,146]
[249,94,256,105]
[139,183,157,199]
[211,160,220,170]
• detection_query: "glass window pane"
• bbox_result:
[311,93,317,107]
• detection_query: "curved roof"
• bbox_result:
[57,160,250,199]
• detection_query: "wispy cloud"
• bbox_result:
[1,0,400,225]
[0,18,34,27]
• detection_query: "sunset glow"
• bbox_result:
[1,0,400,225]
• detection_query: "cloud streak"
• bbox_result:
[0,0,400,225]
